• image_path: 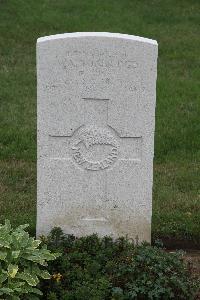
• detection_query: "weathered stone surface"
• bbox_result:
[37,32,158,242]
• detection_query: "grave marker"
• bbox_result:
[37,32,158,242]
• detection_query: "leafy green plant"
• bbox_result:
[40,228,199,300]
[0,220,60,300]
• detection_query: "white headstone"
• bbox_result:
[37,32,158,242]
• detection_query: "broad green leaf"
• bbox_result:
[16,224,29,231]
[0,287,14,294]
[7,281,25,289]
[26,239,41,251]
[39,270,51,279]
[0,251,7,261]
[0,273,7,284]
[26,286,43,295]
[12,250,20,259]
[30,264,48,277]
[31,239,41,249]
[0,236,11,248]
[12,231,29,249]
[17,272,39,286]
[8,264,19,278]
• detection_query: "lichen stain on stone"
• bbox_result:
[51,209,151,243]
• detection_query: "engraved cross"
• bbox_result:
[49,98,142,170]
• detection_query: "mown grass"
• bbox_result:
[0,0,199,244]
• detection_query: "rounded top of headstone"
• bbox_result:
[37,32,157,46]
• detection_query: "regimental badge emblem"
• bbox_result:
[70,125,119,171]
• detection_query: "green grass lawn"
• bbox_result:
[0,0,199,245]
